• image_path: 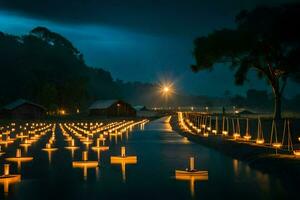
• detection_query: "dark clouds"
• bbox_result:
[0,0,299,97]
[1,0,298,36]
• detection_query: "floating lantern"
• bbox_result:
[175,157,208,177]
[222,131,228,136]
[111,146,137,162]
[72,151,99,179]
[20,139,31,147]
[98,134,106,143]
[6,148,33,170]
[203,132,209,137]
[255,118,264,145]
[16,132,28,139]
[92,139,109,161]
[0,136,14,146]
[72,151,99,168]
[175,157,208,197]
[65,139,79,158]
[6,148,33,162]
[42,143,58,151]
[272,143,282,148]
[20,139,31,154]
[42,142,57,163]
[0,164,21,194]
[111,147,137,181]
[243,135,251,140]
[2,130,10,135]
[26,137,38,144]
[92,139,109,151]
[212,116,218,134]
[231,118,241,140]
[256,139,265,144]
[270,120,282,153]
[233,133,240,140]
[81,137,93,145]
[293,150,300,156]
[222,117,229,136]
[206,116,212,131]
[65,139,79,150]
[92,138,109,161]
[243,119,252,141]
[64,136,72,142]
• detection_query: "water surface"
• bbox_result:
[0,117,295,199]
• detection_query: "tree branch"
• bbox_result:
[280,77,288,95]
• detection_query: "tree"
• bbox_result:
[191,3,300,120]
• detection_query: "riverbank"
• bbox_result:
[170,115,300,182]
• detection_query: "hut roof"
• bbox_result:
[89,99,119,110]
[3,99,45,110]
[134,105,148,111]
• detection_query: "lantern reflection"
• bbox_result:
[0,164,21,194]
[110,147,137,182]
[175,157,208,197]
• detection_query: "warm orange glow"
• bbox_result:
[233,133,241,140]
[175,157,208,197]
[243,135,251,141]
[72,161,99,168]
[0,164,21,194]
[256,139,265,144]
[175,171,209,179]
[6,149,33,163]
[293,150,300,156]
[222,131,228,136]
[163,86,169,93]
[110,147,137,181]
[72,151,99,180]
[92,139,109,151]
[272,143,282,148]
[72,151,99,168]
[42,143,58,151]
[159,81,174,97]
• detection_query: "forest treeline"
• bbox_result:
[0,26,157,112]
[0,27,299,113]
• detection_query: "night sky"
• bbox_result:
[0,0,299,97]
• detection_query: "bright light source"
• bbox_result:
[163,87,169,92]
[159,82,174,96]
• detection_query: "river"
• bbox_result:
[0,116,294,199]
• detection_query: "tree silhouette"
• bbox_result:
[191,3,300,119]
[0,27,160,112]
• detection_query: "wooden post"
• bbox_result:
[16,148,21,158]
[82,151,88,161]
[4,164,10,176]
[121,147,126,157]
[190,157,194,171]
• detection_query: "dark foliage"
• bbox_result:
[191,3,300,119]
[0,27,120,112]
